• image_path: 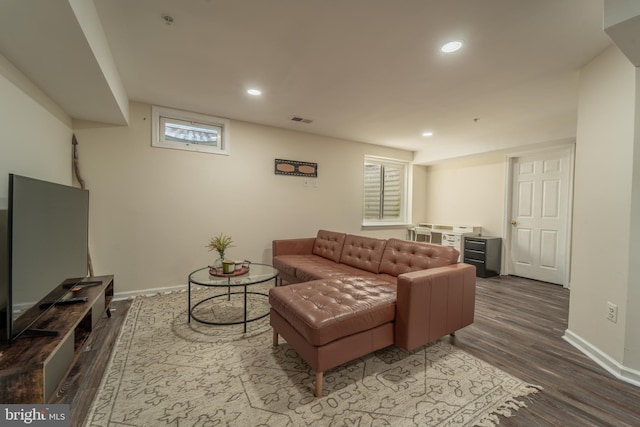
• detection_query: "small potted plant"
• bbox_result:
[206,233,234,267]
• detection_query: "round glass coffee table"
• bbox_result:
[188,263,278,333]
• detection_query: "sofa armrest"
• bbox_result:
[272,238,316,256]
[394,263,476,351]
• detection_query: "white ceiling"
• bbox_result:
[0,1,617,163]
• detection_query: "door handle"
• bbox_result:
[511,220,517,225]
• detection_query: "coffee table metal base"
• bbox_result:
[189,290,269,332]
[187,264,278,334]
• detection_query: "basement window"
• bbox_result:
[152,106,230,155]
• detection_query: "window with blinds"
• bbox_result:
[363,156,408,225]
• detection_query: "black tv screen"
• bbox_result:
[1,174,89,342]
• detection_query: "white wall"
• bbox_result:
[568,45,638,371]
[73,102,420,295]
[423,155,506,237]
[412,164,428,226]
[68,0,129,124]
[0,52,73,206]
[626,66,640,371]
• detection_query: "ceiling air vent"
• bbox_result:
[290,116,313,124]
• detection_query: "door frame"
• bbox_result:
[502,144,575,288]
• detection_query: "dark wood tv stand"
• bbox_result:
[0,275,114,403]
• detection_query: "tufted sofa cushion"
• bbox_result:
[296,260,383,283]
[312,230,347,262]
[379,238,460,276]
[272,254,315,280]
[274,253,392,283]
[269,277,397,346]
[339,234,387,274]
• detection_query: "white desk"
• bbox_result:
[408,223,482,261]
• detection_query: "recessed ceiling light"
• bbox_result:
[247,88,262,96]
[422,131,433,137]
[441,41,462,53]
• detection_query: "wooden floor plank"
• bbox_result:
[52,276,640,426]
[454,276,640,427]
[51,302,131,426]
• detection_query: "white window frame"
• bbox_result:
[151,105,230,155]
[362,155,411,227]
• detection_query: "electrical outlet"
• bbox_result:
[607,302,618,323]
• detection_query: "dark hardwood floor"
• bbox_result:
[454,275,640,427]
[53,276,640,426]
[52,300,132,426]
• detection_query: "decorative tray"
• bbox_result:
[209,266,250,277]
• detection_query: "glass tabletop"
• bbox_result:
[189,263,278,287]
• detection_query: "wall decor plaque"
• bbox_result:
[274,159,318,177]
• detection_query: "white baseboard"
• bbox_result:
[113,284,187,301]
[563,329,640,388]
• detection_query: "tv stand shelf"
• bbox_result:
[0,275,114,403]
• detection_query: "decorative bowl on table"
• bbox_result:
[209,260,250,277]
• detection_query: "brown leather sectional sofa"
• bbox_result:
[269,230,476,397]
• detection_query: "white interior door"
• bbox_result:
[509,149,571,285]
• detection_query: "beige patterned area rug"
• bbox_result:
[85,286,540,426]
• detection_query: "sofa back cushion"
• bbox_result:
[339,234,387,274]
[312,230,347,262]
[379,238,459,276]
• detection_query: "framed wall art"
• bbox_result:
[274,159,318,177]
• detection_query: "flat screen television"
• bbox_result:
[0,174,89,342]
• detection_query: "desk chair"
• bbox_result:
[415,228,432,243]
[407,227,416,241]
